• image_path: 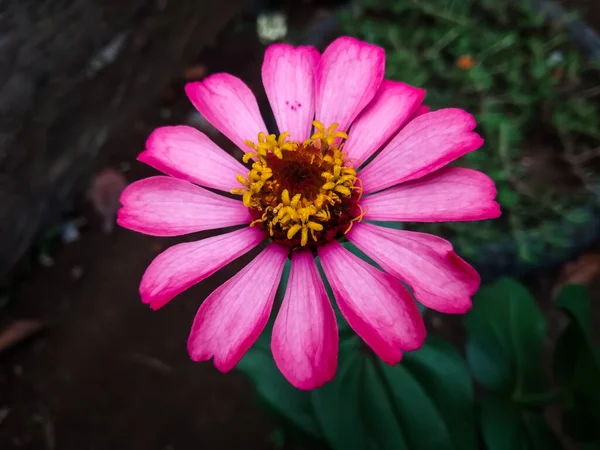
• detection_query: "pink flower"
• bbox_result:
[118,37,500,390]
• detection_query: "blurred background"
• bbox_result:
[0,0,599,448]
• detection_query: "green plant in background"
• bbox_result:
[238,275,600,450]
[464,279,600,450]
[339,0,600,270]
[235,3,600,448]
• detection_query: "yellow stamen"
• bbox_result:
[344,205,367,234]
[307,221,323,231]
[281,189,290,206]
[230,124,365,247]
[242,191,253,207]
[300,227,308,247]
[287,224,302,240]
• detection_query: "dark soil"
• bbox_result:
[1,2,599,449]
[0,13,295,450]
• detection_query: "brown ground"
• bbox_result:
[1,2,599,449]
[0,14,293,450]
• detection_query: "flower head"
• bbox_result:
[233,122,364,247]
[118,37,500,390]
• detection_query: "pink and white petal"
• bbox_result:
[360,108,484,194]
[344,80,425,168]
[117,176,251,236]
[315,37,385,132]
[400,231,481,293]
[139,126,248,192]
[318,241,425,364]
[272,251,338,390]
[140,227,265,310]
[347,223,479,314]
[362,167,501,222]
[262,44,320,142]
[188,243,288,372]
[185,74,267,152]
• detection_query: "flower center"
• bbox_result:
[231,121,365,248]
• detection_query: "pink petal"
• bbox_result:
[262,44,320,141]
[139,126,248,192]
[188,243,288,372]
[410,104,430,119]
[315,37,385,132]
[140,227,264,310]
[360,108,484,194]
[117,176,251,236]
[318,241,425,364]
[347,223,480,314]
[362,167,501,222]
[272,251,338,390]
[344,80,425,168]
[185,74,267,152]
[396,232,482,280]
[396,105,429,133]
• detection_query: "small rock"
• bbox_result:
[186,110,219,137]
[547,51,564,66]
[431,316,443,329]
[257,12,287,43]
[0,408,9,426]
[90,168,128,234]
[71,266,84,280]
[183,64,207,81]
[61,221,80,244]
[38,254,54,267]
[159,108,172,120]
[0,320,46,355]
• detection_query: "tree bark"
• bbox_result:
[0,0,244,276]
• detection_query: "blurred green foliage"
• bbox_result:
[239,277,600,450]
[465,279,600,450]
[238,331,476,450]
[339,0,600,265]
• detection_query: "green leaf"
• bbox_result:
[311,340,376,450]
[464,278,547,395]
[521,411,562,450]
[554,285,600,445]
[377,361,454,450]
[480,397,561,450]
[555,285,592,337]
[562,403,600,445]
[312,337,475,450]
[480,397,523,450]
[236,344,322,439]
[403,337,477,450]
[553,284,591,385]
[240,331,476,450]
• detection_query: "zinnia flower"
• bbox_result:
[118,37,500,390]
